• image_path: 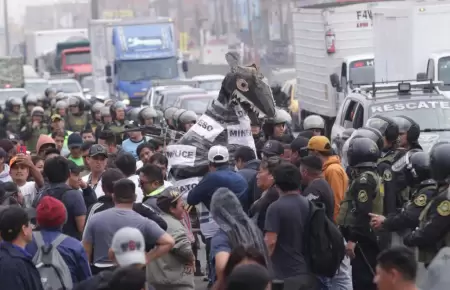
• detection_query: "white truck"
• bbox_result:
[293,2,377,131]
[373,1,450,97]
[25,29,88,74]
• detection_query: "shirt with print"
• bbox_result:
[19,181,38,208]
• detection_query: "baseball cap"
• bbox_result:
[9,156,19,167]
[89,144,108,158]
[51,114,62,122]
[110,227,146,266]
[156,186,183,212]
[208,145,229,163]
[307,136,332,153]
[67,133,83,149]
[261,140,284,158]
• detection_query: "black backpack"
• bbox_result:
[303,201,345,278]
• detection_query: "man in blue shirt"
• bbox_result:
[121,122,147,160]
[26,196,92,284]
[187,145,248,287]
[0,206,44,290]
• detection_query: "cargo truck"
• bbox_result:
[89,17,188,107]
[292,2,378,132]
[373,2,450,98]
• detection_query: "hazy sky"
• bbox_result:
[7,0,87,23]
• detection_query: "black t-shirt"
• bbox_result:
[264,194,310,279]
[302,178,335,221]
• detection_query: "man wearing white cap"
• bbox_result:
[74,227,147,290]
[186,145,248,287]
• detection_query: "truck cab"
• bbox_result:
[61,46,92,76]
[422,51,450,97]
[110,21,188,107]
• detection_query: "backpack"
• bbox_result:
[303,201,345,278]
[32,232,73,290]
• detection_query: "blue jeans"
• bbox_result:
[330,242,353,290]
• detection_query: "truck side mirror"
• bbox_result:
[417,72,427,81]
[106,77,112,84]
[182,61,188,72]
[330,73,341,89]
[105,65,112,77]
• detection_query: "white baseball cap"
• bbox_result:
[208,145,229,163]
[111,227,146,266]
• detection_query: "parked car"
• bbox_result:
[154,88,207,110]
[172,93,216,115]
[191,75,224,92]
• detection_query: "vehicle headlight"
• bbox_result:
[119,91,129,100]
[123,99,130,105]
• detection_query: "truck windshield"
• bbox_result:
[65,52,91,65]
[117,58,178,82]
[369,100,450,130]
[438,56,450,91]
[349,59,375,86]
[181,97,213,114]
[198,81,222,91]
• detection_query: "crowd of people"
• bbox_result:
[0,87,447,290]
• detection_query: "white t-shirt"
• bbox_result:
[82,174,104,198]
[136,160,143,171]
[128,175,144,203]
[19,181,38,208]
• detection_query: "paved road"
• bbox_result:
[194,241,208,290]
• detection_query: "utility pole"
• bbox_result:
[3,0,9,55]
[247,0,257,64]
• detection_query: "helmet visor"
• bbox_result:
[392,116,412,134]
[366,117,389,135]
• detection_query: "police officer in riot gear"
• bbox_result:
[366,115,403,217]
[337,137,382,290]
[303,114,326,136]
[392,115,422,151]
[333,128,355,159]
[172,109,187,132]
[20,106,49,153]
[262,107,293,142]
[1,98,22,136]
[19,95,38,130]
[404,141,450,266]
[178,110,197,132]
[127,108,141,124]
[55,100,68,118]
[90,102,104,132]
[370,151,437,244]
[66,96,89,132]
[164,107,178,130]
[109,101,127,142]
[95,106,113,141]
[138,107,159,126]
[341,127,384,171]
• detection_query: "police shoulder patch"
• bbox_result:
[358,190,368,203]
[359,174,368,184]
[414,194,427,207]
[437,200,450,217]
[383,169,392,181]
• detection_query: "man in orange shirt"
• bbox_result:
[307,136,348,222]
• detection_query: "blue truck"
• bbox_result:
[89,18,188,107]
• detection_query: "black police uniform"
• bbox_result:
[403,142,450,266]
[337,137,382,290]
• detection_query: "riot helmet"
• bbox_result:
[352,127,384,151]
[164,107,178,127]
[100,106,112,124]
[392,115,420,145]
[110,101,126,120]
[55,91,66,102]
[265,108,292,125]
[138,107,158,125]
[303,115,325,135]
[45,87,57,98]
[172,109,187,129]
[55,100,68,110]
[392,150,430,186]
[332,128,355,157]
[25,95,38,106]
[127,108,141,123]
[429,141,450,182]
[178,110,198,132]
[91,102,104,121]
[366,115,399,143]
[31,106,45,117]
[346,137,381,168]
